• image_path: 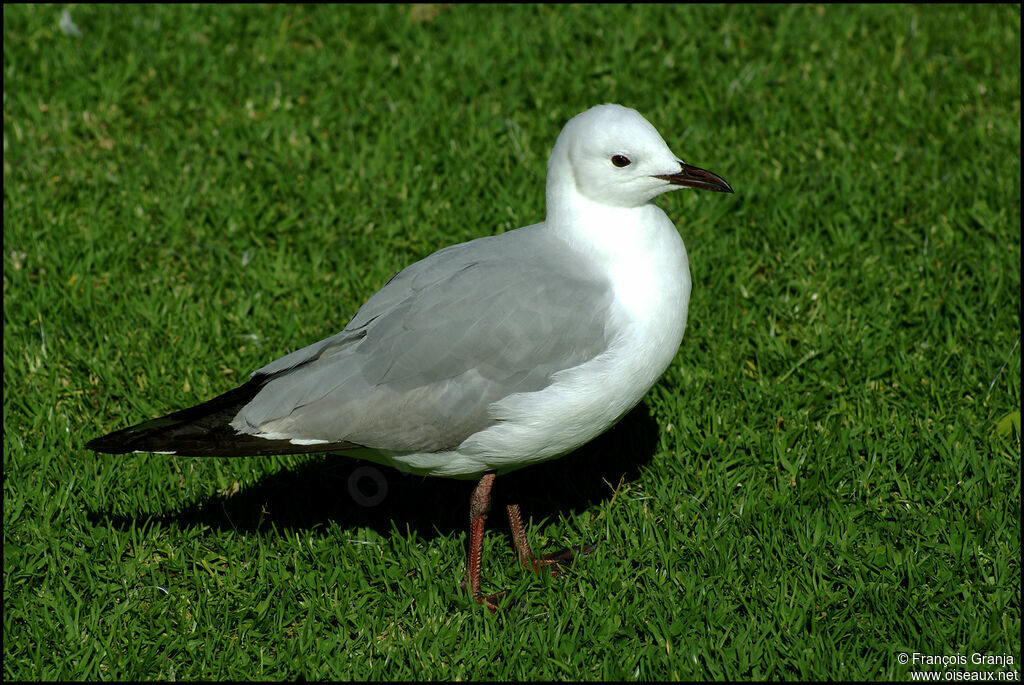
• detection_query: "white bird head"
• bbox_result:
[546,104,732,211]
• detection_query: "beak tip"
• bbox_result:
[655,164,733,194]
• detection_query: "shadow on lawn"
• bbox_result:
[91,405,659,541]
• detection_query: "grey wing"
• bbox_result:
[230,227,615,452]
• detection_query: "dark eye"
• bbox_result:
[611,154,631,168]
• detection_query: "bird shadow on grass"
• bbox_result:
[89,405,660,542]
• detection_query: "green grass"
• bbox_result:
[4,3,1020,680]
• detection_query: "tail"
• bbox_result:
[85,377,361,457]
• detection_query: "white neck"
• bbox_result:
[546,183,691,356]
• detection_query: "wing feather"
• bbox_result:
[232,227,614,452]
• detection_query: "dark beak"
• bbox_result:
[654,162,733,193]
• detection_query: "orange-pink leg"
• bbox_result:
[463,473,596,612]
[506,503,595,577]
[463,472,504,612]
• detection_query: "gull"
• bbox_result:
[87,104,733,611]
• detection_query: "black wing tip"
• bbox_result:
[84,429,361,458]
[85,431,169,454]
[85,375,367,458]
[84,378,265,456]
[84,435,132,454]
[85,377,363,457]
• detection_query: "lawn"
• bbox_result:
[3,4,1020,680]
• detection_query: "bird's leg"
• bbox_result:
[463,472,504,612]
[506,502,597,578]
